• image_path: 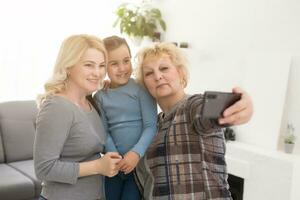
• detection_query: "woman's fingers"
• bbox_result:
[101,152,122,177]
[220,87,253,125]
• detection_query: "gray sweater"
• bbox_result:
[34,96,107,200]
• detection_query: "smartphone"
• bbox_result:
[202,91,241,119]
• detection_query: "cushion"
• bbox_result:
[0,133,4,163]
[9,160,42,197]
[0,164,35,200]
[0,101,38,162]
[0,101,38,121]
[1,119,35,162]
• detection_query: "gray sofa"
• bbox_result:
[0,100,41,200]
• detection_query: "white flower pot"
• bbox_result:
[129,37,143,46]
[284,143,294,153]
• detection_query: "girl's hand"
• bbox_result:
[118,151,140,174]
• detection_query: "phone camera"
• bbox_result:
[207,94,217,99]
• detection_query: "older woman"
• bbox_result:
[134,42,253,200]
[34,34,122,200]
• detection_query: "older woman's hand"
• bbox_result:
[218,87,253,125]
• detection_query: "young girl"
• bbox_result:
[93,36,157,200]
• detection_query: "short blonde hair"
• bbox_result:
[135,42,189,88]
[37,34,107,107]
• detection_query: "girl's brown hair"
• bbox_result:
[103,35,131,57]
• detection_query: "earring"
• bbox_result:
[180,79,185,86]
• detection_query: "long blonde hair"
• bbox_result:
[37,34,107,107]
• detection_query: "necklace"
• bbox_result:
[57,92,91,111]
[68,97,90,111]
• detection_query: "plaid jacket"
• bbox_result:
[135,94,232,200]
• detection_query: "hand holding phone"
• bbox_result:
[202,91,241,119]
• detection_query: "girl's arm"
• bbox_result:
[119,87,157,174]
[130,87,157,158]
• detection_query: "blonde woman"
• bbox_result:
[134,42,253,199]
[34,34,122,200]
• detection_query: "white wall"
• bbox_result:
[279,57,300,154]
[1,0,300,152]
[0,0,122,102]
[155,0,300,151]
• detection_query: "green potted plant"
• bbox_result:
[284,123,296,153]
[113,2,167,43]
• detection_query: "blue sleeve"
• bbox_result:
[93,91,118,153]
[131,87,157,157]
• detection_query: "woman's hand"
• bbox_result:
[96,152,122,177]
[118,151,140,174]
[219,87,253,125]
[102,79,111,90]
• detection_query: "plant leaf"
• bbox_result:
[159,20,166,31]
[113,18,120,28]
[113,3,167,40]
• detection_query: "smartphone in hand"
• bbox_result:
[202,91,241,119]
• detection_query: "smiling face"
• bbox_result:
[142,54,185,104]
[68,48,106,95]
[106,44,132,88]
